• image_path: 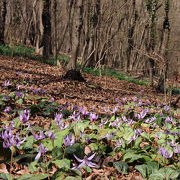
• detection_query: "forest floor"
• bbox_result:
[0,55,180,180]
[0,55,179,113]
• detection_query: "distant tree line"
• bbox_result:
[0,0,180,89]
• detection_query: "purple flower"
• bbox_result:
[98,118,108,128]
[69,111,80,122]
[121,116,128,122]
[164,106,170,112]
[104,129,118,139]
[139,90,144,94]
[122,97,127,102]
[29,86,33,91]
[16,92,23,98]
[119,103,122,107]
[136,111,147,119]
[4,95,10,100]
[89,113,98,122]
[50,97,55,102]
[16,85,22,90]
[4,106,11,113]
[127,135,137,144]
[159,147,173,158]
[160,113,163,117]
[20,109,30,122]
[15,134,26,147]
[1,130,25,148]
[127,119,134,125]
[169,140,178,147]
[135,129,142,136]
[32,131,46,140]
[155,133,162,139]
[80,129,84,138]
[164,130,172,136]
[64,133,75,146]
[133,96,137,102]
[35,143,48,160]
[46,131,56,140]
[116,139,123,147]
[55,113,63,122]
[138,100,142,106]
[79,107,89,116]
[1,130,13,148]
[111,107,118,114]
[41,89,46,95]
[151,117,156,122]
[101,104,105,107]
[16,71,21,75]
[54,114,68,129]
[165,116,172,123]
[73,105,79,111]
[4,81,11,87]
[174,145,180,154]
[33,88,40,94]
[54,113,68,129]
[115,98,119,103]
[109,118,121,127]
[73,153,97,168]
[64,102,69,109]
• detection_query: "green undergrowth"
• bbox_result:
[0,44,35,57]
[82,67,149,86]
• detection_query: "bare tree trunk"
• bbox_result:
[157,0,170,93]
[0,0,7,45]
[145,0,158,86]
[125,0,137,72]
[66,0,74,53]
[67,0,83,70]
[51,0,57,58]
[42,0,52,58]
[83,0,100,67]
[32,0,44,54]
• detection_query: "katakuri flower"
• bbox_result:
[46,130,56,140]
[159,147,173,158]
[73,153,97,168]
[35,143,48,160]
[64,133,75,146]
[20,109,30,122]
[89,113,98,122]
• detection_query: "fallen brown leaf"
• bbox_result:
[0,163,8,173]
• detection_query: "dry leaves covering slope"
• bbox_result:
[0,55,175,112]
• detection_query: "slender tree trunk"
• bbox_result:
[67,0,83,70]
[126,0,137,72]
[0,0,7,45]
[145,0,158,86]
[157,0,170,93]
[42,0,52,58]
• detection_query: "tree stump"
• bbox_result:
[62,70,86,82]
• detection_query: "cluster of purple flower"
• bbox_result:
[1,129,26,148]
[20,110,30,122]
[54,113,68,130]
[159,147,173,159]
[64,133,75,146]
[29,86,46,95]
